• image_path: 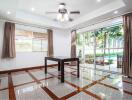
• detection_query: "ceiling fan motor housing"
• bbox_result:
[58,9,67,14]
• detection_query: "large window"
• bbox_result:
[77,31,95,65]
[15,30,48,52]
[95,24,124,72]
[77,23,124,73]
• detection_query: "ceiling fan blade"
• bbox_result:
[45,12,58,14]
[70,11,80,14]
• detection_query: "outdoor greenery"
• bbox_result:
[94,24,123,48]
[95,52,123,57]
[77,24,124,65]
[85,52,123,59]
[77,33,83,46]
[108,59,113,64]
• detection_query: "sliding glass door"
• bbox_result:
[77,31,95,68]
[84,31,95,68]
[108,25,124,72]
[77,24,124,73]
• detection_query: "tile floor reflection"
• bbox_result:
[0,75,8,89]
[0,65,132,100]
[0,89,9,100]
[68,92,97,100]
[87,84,132,100]
[15,83,52,100]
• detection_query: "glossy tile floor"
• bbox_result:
[0,65,132,100]
[80,63,122,73]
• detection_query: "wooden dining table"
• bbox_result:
[44,56,80,83]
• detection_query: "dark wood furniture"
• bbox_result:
[45,56,80,83]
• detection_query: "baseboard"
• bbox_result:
[0,64,57,74]
[0,63,69,74]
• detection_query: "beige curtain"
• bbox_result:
[71,30,77,65]
[123,13,132,77]
[47,29,54,57]
[2,22,16,58]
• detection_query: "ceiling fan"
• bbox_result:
[45,3,80,22]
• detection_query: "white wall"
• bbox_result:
[53,29,71,57]
[0,21,71,71]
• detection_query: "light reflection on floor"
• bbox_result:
[0,65,132,100]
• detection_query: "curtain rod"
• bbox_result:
[76,11,132,31]
[0,18,50,30]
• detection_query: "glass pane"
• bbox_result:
[95,28,105,49]
[77,31,95,68]
[108,25,124,73]
[94,24,124,73]
[76,33,84,62]
[33,32,48,39]
[95,28,105,70]
[33,32,48,52]
[15,30,32,52]
[84,31,94,67]
[32,39,41,52]
[15,30,32,37]
[42,40,48,52]
[15,30,48,52]
[15,39,32,52]
[77,23,124,73]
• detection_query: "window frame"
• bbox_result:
[15,29,48,52]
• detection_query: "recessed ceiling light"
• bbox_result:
[31,8,35,11]
[7,11,11,15]
[97,0,101,2]
[114,11,118,14]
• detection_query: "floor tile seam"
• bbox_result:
[26,70,60,99]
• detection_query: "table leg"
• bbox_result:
[77,59,80,78]
[45,58,47,74]
[60,60,64,83]
[58,61,60,71]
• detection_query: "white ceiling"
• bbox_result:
[0,0,132,29]
[18,0,113,19]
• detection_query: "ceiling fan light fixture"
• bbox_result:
[60,17,65,22]
[57,13,69,22]
[64,13,69,21]
[57,13,62,20]
[45,2,80,22]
